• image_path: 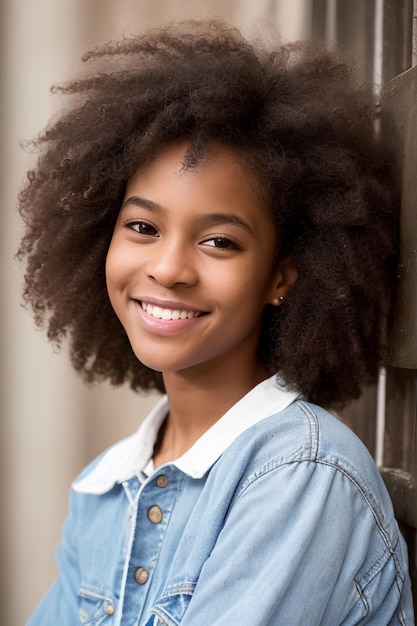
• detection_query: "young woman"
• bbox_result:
[19,19,413,625]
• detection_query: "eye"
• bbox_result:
[126,221,158,237]
[200,236,240,250]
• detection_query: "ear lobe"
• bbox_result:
[269,254,298,305]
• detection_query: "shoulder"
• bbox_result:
[223,398,375,474]
[219,399,399,540]
[71,395,168,495]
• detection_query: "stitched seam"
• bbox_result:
[316,460,398,557]
[354,578,369,617]
[297,400,320,460]
[78,585,113,605]
[355,560,409,625]
[161,582,196,597]
[151,606,177,626]
[232,401,320,503]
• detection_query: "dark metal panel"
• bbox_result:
[382,65,417,369]
[383,1,413,81]
[381,367,417,526]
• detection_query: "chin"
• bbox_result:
[132,350,186,374]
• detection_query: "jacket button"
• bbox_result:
[105,605,115,615]
[134,567,149,585]
[148,505,163,524]
[156,475,168,488]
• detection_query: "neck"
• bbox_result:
[153,360,269,468]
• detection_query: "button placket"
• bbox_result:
[121,470,181,623]
[132,492,165,587]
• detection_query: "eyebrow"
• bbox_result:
[197,212,253,234]
[122,196,163,214]
[122,195,254,234]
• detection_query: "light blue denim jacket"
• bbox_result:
[28,376,414,625]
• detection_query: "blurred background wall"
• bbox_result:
[1,1,415,624]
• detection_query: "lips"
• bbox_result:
[140,301,206,321]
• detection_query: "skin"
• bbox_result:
[106,141,297,466]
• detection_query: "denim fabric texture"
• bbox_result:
[27,376,414,625]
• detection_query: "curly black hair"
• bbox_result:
[17,19,399,407]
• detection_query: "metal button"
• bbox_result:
[156,475,168,488]
[105,605,115,615]
[134,567,149,585]
[147,505,163,524]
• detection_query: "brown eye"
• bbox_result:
[202,236,239,250]
[127,221,158,236]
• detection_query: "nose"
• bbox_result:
[145,236,198,288]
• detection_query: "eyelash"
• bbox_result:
[125,221,241,250]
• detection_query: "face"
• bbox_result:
[106,142,296,383]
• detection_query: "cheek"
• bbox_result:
[218,268,271,320]
[105,237,133,286]
[105,240,129,309]
[105,242,118,291]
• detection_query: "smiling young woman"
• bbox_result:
[19,19,413,626]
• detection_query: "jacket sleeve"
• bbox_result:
[26,490,81,626]
[180,459,413,626]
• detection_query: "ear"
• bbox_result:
[268,254,298,306]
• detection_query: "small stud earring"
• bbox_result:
[272,296,285,306]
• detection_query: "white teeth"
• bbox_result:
[141,302,201,321]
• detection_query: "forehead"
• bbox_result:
[124,141,267,211]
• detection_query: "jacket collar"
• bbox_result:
[73,374,300,494]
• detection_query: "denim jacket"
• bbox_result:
[27,376,414,625]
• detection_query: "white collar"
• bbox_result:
[73,375,300,494]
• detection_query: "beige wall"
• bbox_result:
[0,2,313,623]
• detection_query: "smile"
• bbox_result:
[140,301,205,321]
